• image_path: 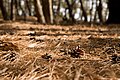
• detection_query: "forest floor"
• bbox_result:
[0,21,120,80]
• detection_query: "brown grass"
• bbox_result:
[0,21,120,80]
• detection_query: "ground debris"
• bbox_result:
[1,51,19,62]
[111,54,120,63]
[1,23,120,80]
[61,45,85,58]
[0,40,19,51]
[41,53,52,60]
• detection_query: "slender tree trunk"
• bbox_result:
[90,1,93,22]
[15,0,19,16]
[54,0,63,24]
[49,0,54,24]
[10,0,13,20]
[79,0,87,22]
[54,0,61,17]
[41,0,51,24]
[57,0,60,14]
[0,0,9,20]
[93,1,98,22]
[26,0,32,16]
[97,0,103,22]
[10,0,16,20]
[19,0,27,21]
[65,0,75,22]
[106,0,120,24]
[34,0,45,23]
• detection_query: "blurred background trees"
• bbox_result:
[0,0,119,24]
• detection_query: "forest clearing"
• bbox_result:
[1,0,120,79]
[0,21,120,80]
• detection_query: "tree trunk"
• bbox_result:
[79,0,87,22]
[10,0,16,20]
[0,0,9,20]
[56,0,60,14]
[41,0,51,24]
[34,0,45,23]
[65,0,75,22]
[106,0,120,24]
[97,0,103,23]
[26,0,32,16]
[49,0,54,24]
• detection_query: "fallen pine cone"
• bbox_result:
[41,53,52,60]
[0,40,19,51]
[2,51,19,62]
[63,45,85,58]
[111,54,120,63]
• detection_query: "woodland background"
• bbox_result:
[0,0,119,24]
[1,0,120,80]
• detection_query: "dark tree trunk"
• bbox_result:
[107,0,120,24]
[41,0,53,24]
[97,0,103,23]
[65,0,75,22]
[10,0,16,20]
[79,0,87,22]
[0,0,9,20]
[10,0,14,20]
[26,0,32,16]
[56,0,60,14]
[41,0,51,24]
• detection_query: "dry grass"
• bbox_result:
[0,21,120,80]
